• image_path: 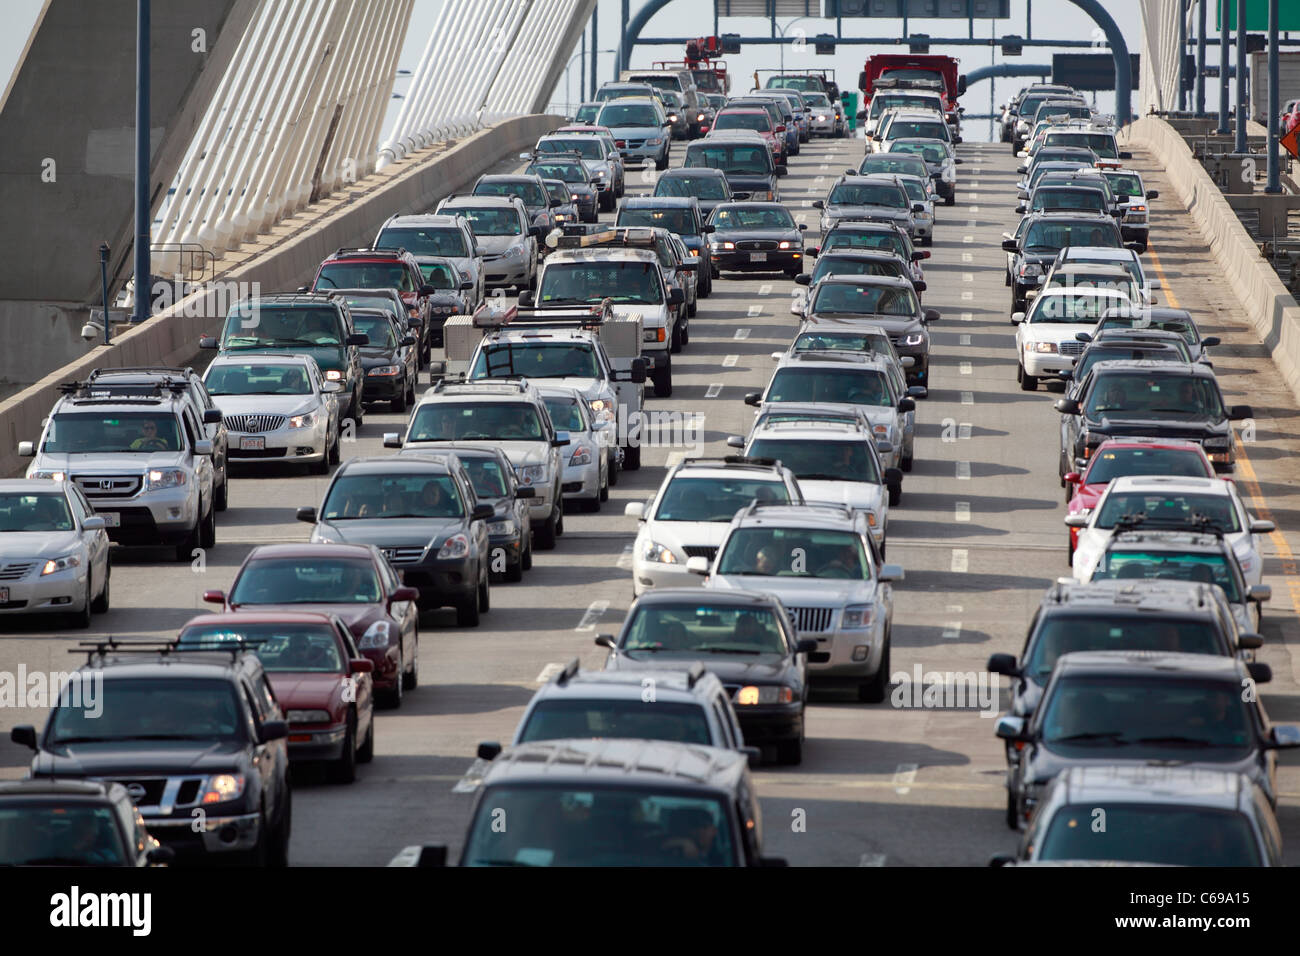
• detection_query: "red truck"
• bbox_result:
[859,54,966,111]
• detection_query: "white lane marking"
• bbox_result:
[961,290,973,300]
[758,283,773,296]
[959,334,971,346]
[959,361,972,375]
[965,219,977,227]
[859,853,887,866]
[747,305,762,317]
[962,235,973,243]
[665,451,685,467]
[893,764,918,795]
[802,199,812,207]
[962,252,973,262]
[819,163,829,170]
[942,620,963,638]
[951,549,969,573]
[535,662,565,683]
[575,600,611,632]
[958,422,971,440]
[946,604,964,614]
[962,272,973,282]
[734,327,751,340]
[814,175,825,183]
[722,354,739,367]
[955,501,971,522]
[968,206,979,213]
[705,382,722,399]
[961,390,974,405]
[961,311,972,321]
[452,758,491,793]
[617,544,634,569]
[968,192,978,200]
[956,460,971,480]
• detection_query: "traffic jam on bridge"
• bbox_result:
[1,29,1297,877]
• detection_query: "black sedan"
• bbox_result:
[597,587,819,764]
[804,274,939,387]
[351,308,418,413]
[414,257,475,348]
[706,202,807,279]
[297,454,494,626]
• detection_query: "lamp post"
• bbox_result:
[566,48,616,115]
[777,15,820,78]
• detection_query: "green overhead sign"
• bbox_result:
[1216,0,1300,32]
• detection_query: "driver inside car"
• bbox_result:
[129,419,170,451]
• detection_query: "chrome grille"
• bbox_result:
[737,239,778,251]
[225,414,286,433]
[1057,340,1086,357]
[74,475,141,498]
[382,546,426,565]
[682,545,718,560]
[0,562,35,581]
[787,606,834,633]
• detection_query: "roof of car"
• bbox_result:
[0,478,77,494]
[400,443,506,462]
[440,195,524,208]
[731,501,863,530]
[1106,530,1229,552]
[776,349,891,370]
[629,586,785,609]
[1090,437,1206,452]
[179,610,341,628]
[0,780,121,799]
[382,214,467,227]
[479,739,748,791]
[1052,649,1246,678]
[478,174,545,184]
[530,667,723,703]
[670,456,793,478]
[813,274,913,290]
[545,247,661,265]
[1052,263,1133,277]
[1086,358,1216,378]
[622,196,698,208]
[245,542,375,560]
[336,454,456,476]
[207,352,315,366]
[1039,578,1225,614]
[418,380,543,402]
[1055,765,1253,809]
[659,166,727,177]
[751,418,869,439]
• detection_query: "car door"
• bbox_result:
[306,359,338,435]
[377,553,418,663]
[66,486,106,597]
[193,378,228,476]
[241,677,283,822]
[335,615,375,738]
[180,408,214,509]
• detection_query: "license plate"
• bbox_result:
[240,436,265,451]
[99,513,120,528]
[750,252,767,262]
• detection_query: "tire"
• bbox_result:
[403,634,419,690]
[670,322,683,354]
[456,592,481,627]
[1067,538,1075,567]
[357,715,374,763]
[556,501,565,537]
[521,537,533,571]
[608,449,619,487]
[311,451,330,475]
[328,713,357,784]
[680,322,689,346]
[624,443,641,471]
[352,393,364,427]
[888,483,901,507]
[599,468,609,503]
[1005,790,1020,829]
[199,504,216,549]
[91,561,110,614]
[901,452,914,473]
[776,737,803,766]
[174,521,199,563]
[858,639,890,703]
[70,580,92,629]
[406,376,417,405]
[478,571,490,612]
[215,471,228,512]
[1020,365,1038,391]
[383,650,404,708]
[391,381,408,414]
[652,355,672,397]
[656,151,668,171]
[687,295,697,318]
[505,557,523,582]
[328,426,341,465]
[269,793,291,867]
[534,507,558,550]
[944,194,955,206]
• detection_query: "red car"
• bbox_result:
[1063,438,1218,560]
[308,247,437,365]
[177,611,376,782]
[713,108,784,164]
[202,543,419,709]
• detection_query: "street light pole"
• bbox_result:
[100,243,112,346]
[132,0,150,325]
[777,15,818,78]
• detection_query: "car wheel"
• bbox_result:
[670,322,683,354]
[656,151,668,171]
[687,295,697,318]
[945,194,955,206]
[888,483,901,507]
[505,556,524,582]
[406,376,417,404]
[357,715,374,763]
[270,792,291,867]
[311,451,330,475]
[215,471,229,511]
[384,650,404,708]
[403,635,419,690]
[456,591,481,627]
[901,451,914,473]
[199,504,216,549]
[858,639,890,703]
[329,713,357,784]
[328,426,341,465]
[599,468,609,503]
[608,450,619,487]
[391,381,408,414]
[174,521,199,563]
[624,443,641,470]
[70,580,92,629]
[555,500,565,537]
[1020,366,1038,391]
[521,536,533,570]
[652,356,672,397]
[1067,538,1075,566]
[1005,790,1020,829]
[246,807,271,866]
[91,561,110,614]
[533,508,558,550]
[353,393,364,427]
[776,737,803,766]
[479,571,490,612]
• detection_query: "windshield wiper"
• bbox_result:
[1134,735,1215,747]
[697,646,763,655]
[49,736,112,744]
[797,473,856,482]
[1049,731,1130,744]
[467,858,537,866]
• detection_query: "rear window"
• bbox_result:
[518,699,712,745]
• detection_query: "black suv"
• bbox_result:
[1003,212,1127,313]
[1055,360,1250,477]
[10,639,292,865]
[0,779,174,866]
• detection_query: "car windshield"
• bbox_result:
[462,458,509,498]
[352,314,396,348]
[1076,345,1187,376]
[1047,132,1118,158]
[859,155,929,177]
[622,604,789,655]
[802,92,831,106]
[900,179,928,202]
[177,622,344,673]
[475,180,546,208]
[1094,490,1240,533]
[1023,220,1119,252]
[811,283,917,315]
[1033,104,1090,122]
[1091,550,1242,602]
[714,111,769,132]
[544,181,571,205]
[811,257,901,283]
[717,527,869,579]
[540,138,603,159]
[221,307,342,347]
[656,175,728,199]
[47,677,245,744]
[541,397,586,432]
[1039,675,1252,757]
[595,86,647,101]
[886,120,947,141]
[537,262,663,304]
[1097,315,1197,345]
[1032,189,1105,212]
[597,104,659,127]
[408,402,544,442]
[794,331,891,354]
[619,207,697,235]
[519,699,712,745]
[654,476,790,521]
[205,363,312,396]
[888,141,949,163]
[44,413,182,454]
[376,226,468,257]
[322,473,464,519]
[315,262,413,292]
[823,231,907,256]
[1046,272,1136,298]
[828,183,907,208]
[529,162,586,183]
[454,207,522,236]
[871,95,938,117]
[685,145,770,175]
[230,557,382,604]
[338,294,399,314]
[418,262,457,289]
[471,343,599,380]
[0,493,73,532]
[1084,373,1224,419]
[1038,804,1261,866]
[747,438,881,483]
[462,786,736,867]
[0,805,127,866]
[574,104,601,124]
[767,367,892,406]
[881,67,945,85]
[712,206,794,229]
[1025,614,1224,679]
[1104,172,1144,197]
[1028,293,1117,324]
[1083,447,1209,485]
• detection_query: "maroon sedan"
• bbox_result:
[203,543,419,709]
[177,611,376,783]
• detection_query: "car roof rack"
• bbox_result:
[433,377,531,394]
[59,379,188,399]
[88,366,194,379]
[677,455,780,469]
[1109,512,1227,536]
[685,661,707,688]
[72,637,266,665]
[554,657,581,685]
[329,246,407,259]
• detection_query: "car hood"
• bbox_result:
[709,574,874,607]
[1084,416,1226,439]
[721,172,777,189]
[209,394,321,419]
[0,530,85,560]
[404,439,550,469]
[32,451,188,473]
[232,602,385,634]
[609,303,668,322]
[827,205,910,221]
[640,521,731,551]
[1019,322,1095,342]
[33,739,249,777]
[360,347,401,366]
[806,313,922,335]
[608,652,792,684]
[796,480,885,514]
[268,672,348,711]
[713,228,799,242]
[476,235,528,257]
[608,125,664,139]
[313,518,464,548]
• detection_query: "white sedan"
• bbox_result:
[1013,288,1132,390]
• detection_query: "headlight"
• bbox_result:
[487,520,514,535]
[588,398,614,423]
[842,604,876,628]
[778,240,794,250]
[872,424,890,438]
[1019,263,1042,277]
[506,244,526,259]
[570,194,581,201]
[146,468,187,489]
[516,463,547,486]
[864,511,878,527]
[646,137,663,145]
[594,169,607,178]
[721,241,736,250]
[756,191,775,201]
[904,333,925,346]
[41,554,81,576]
[817,114,827,121]
[358,620,392,649]
[570,444,592,466]
[555,214,568,221]
[735,685,795,705]
[437,533,470,559]
[324,369,343,381]
[1026,341,1058,353]
[286,709,332,723]
[288,412,316,428]
[643,327,666,343]
[642,540,678,564]
[200,773,246,804]
[367,365,401,377]
[28,470,65,481]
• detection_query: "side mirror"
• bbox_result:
[82,516,106,532]
[1125,242,1144,253]
[1269,725,1300,749]
[987,653,1021,678]
[955,158,965,165]
[322,381,342,393]
[193,440,214,457]
[1063,472,1081,484]
[897,398,915,413]
[1063,513,1089,528]
[995,715,1028,741]
[1118,151,1133,160]
[17,441,34,457]
[1001,239,1018,252]
[743,746,762,769]
[1247,662,1273,684]
[146,846,176,865]
[203,408,223,424]
[515,487,536,499]
[883,467,903,486]
[472,503,494,521]
[9,725,36,751]
[1247,584,1272,604]
[911,250,926,261]
[775,166,788,177]
[628,357,648,384]
[797,223,807,231]
[878,563,904,583]
[414,845,448,867]
[812,200,824,209]
[623,501,645,519]
[1229,405,1253,421]
[400,335,417,347]
[595,633,616,650]
[923,308,939,323]
[1202,336,1220,347]
[806,246,820,257]
[1250,518,1275,534]
[743,392,761,407]
[477,741,503,761]
[1010,311,1026,325]
[1238,633,1264,651]
[1015,203,1026,214]
[988,854,1017,868]
[795,638,818,654]
[517,290,536,307]
[552,431,571,447]
[459,279,475,290]
[259,720,289,743]
[350,658,375,673]
[911,203,925,214]
[794,274,811,286]
[1075,332,1093,343]
[1055,398,1081,414]
[667,288,684,306]
[390,586,419,605]
[346,332,370,346]
[686,556,710,576]
[296,506,317,524]
[1146,190,1159,200]
[202,589,226,605]
[198,335,219,350]
[419,284,436,296]
[529,225,545,237]
[726,435,746,450]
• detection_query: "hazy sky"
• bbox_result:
[3,0,1152,145]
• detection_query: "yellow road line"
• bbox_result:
[1147,242,1300,612]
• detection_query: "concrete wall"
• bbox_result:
[0,114,560,479]
[1123,116,1300,405]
